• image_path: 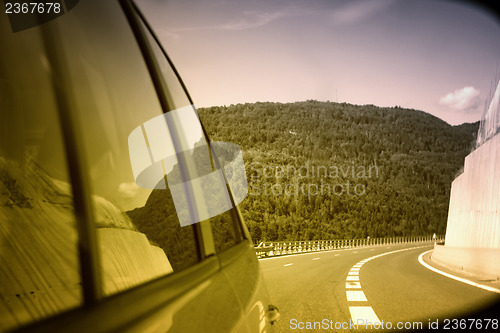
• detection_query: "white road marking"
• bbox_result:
[346,282,362,289]
[418,250,500,294]
[346,290,368,302]
[349,306,381,325]
[344,245,432,326]
[258,245,381,261]
[312,258,320,260]
[283,263,294,267]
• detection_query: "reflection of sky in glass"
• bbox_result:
[128,127,152,181]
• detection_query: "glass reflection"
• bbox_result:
[0,18,81,331]
[56,0,200,295]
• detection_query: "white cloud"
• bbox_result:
[164,10,292,35]
[117,182,141,199]
[439,86,481,111]
[217,11,288,30]
[330,0,395,25]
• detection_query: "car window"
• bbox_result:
[0,16,82,331]
[53,0,244,297]
[51,1,202,296]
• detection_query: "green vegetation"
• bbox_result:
[198,100,478,242]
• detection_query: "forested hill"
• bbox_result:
[197,101,478,242]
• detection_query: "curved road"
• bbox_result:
[260,243,500,332]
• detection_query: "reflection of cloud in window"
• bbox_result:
[118,182,141,199]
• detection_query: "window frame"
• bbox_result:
[121,0,248,249]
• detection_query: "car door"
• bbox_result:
[1,0,275,332]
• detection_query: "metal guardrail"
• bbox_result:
[254,235,445,258]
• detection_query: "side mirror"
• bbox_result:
[266,304,280,325]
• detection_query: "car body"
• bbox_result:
[0,1,277,332]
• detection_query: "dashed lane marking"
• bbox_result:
[312,258,320,260]
[259,244,384,261]
[345,245,432,325]
[346,290,367,302]
[283,263,294,267]
[349,306,381,325]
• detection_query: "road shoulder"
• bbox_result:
[420,249,500,294]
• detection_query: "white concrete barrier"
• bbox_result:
[432,244,500,279]
[445,133,500,248]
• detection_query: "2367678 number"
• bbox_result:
[5,2,61,14]
[443,318,499,330]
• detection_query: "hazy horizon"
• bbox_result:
[136,0,500,126]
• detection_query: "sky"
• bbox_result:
[136,0,500,125]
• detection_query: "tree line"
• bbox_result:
[198,100,478,242]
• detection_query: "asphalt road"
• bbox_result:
[260,243,500,332]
